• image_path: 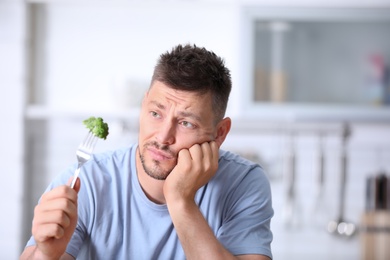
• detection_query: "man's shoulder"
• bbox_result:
[216,149,268,184]
[218,149,262,170]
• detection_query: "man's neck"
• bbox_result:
[135,147,167,204]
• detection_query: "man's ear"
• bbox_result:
[214,117,231,147]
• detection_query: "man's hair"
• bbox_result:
[151,44,232,122]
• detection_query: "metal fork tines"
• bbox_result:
[70,132,98,188]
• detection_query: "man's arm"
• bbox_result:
[167,196,270,260]
[20,178,80,260]
[164,142,270,260]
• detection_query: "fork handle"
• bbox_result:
[70,167,81,189]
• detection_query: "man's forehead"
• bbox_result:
[149,83,210,104]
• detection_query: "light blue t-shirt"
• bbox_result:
[26,144,273,259]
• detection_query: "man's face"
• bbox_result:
[137,81,217,180]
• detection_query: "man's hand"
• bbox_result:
[23,178,80,260]
[163,141,219,203]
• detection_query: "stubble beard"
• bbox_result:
[139,141,176,180]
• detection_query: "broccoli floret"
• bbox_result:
[83,116,97,131]
[83,116,109,140]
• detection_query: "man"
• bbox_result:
[21,44,273,259]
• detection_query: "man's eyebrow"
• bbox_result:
[178,111,202,122]
[149,100,202,122]
[150,100,166,109]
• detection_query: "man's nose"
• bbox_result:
[156,119,175,145]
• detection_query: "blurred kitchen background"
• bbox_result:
[2,0,390,259]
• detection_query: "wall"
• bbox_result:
[0,1,25,259]
[39,1,238,111]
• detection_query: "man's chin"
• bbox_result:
[146,172,168,181]
[139,148,176,180]
[145,169,170,181]
[143,161,174,181]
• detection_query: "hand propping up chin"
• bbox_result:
[163,141,219,204]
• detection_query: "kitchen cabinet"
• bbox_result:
[237,6,390,122]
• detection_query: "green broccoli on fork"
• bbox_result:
[83,116,109,140]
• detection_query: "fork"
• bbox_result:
[70,131,98,189]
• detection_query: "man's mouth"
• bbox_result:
[147,148,173,161]
[145,142,175,162]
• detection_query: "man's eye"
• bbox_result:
[150,111,161,118]
[180,121,195,129]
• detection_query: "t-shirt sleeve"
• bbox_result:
[216,166,274,259]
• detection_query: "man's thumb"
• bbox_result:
[68,176,81,193]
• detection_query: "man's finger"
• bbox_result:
[189,143,203,161]
[178,149,192,162]
[210,141,219,159]
[200,142,212,161]
[34,223,65,241]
